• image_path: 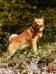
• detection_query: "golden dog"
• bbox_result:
[8,17,44,57]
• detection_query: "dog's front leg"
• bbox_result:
[31,36,38,55]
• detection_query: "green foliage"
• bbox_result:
[0,0,56,53]
[0,0,33,34]
[43,8,56,42]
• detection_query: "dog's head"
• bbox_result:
[32,17,44,32]
[34,17,44,26]
[32,17,44,28]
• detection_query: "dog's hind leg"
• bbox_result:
[8,42,19,57]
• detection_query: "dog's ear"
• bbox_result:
[40,17,44,19]
[34,16,44,21]
[40,17,44,21]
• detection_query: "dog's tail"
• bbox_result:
[9,34,18,43]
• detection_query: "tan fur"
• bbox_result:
[8,17,44,56]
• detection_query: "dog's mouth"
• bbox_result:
[32,23,44,31]
[35,24,43,28]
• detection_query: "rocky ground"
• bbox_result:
[0,55,56,74]
[0,42,56,74]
